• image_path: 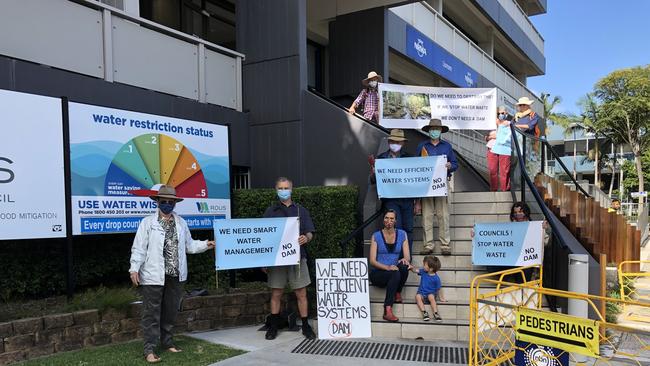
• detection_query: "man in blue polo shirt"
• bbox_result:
[262,177,316,341]
[416,119,458,256]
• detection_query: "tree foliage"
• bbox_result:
[593,65,650,195]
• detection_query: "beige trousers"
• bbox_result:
[421,196,451,250]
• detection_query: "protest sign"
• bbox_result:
[379,83,496,130]
[316,258,371,339]
[472,221,544,266]
[375,156,448,198]
[214,217,299,270]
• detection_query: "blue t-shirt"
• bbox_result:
[417,268,441,296]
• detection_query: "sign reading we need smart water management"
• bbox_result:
[69,102,231,235]
[375,156,448,199]
[316,258,371,339]
[472,221,544,266]
[214,217,300,270]
[0,89,67,240]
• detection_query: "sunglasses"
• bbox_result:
[158,200,176,205]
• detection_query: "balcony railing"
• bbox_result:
[498,0,544,54]
[389,2,543,116]
[0,0,243,111]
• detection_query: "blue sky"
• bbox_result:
[527,0,650,114]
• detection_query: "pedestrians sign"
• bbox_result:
[515,307,599,358]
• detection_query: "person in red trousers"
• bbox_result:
[486,106,513,191]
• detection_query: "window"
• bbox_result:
[231,166,250,190]
[307,41,325,93]
[139,0,236,49]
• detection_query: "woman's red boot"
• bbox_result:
[383,306,399,322]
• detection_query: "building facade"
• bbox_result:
[0,0,546,191]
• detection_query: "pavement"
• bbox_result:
[187,325,468,366]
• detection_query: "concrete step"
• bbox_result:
[370,283,495,303]
[405,267,487,286]
[411,240,473,254]
[414,214,512,228]
[410,227,474,241]
[450,191,516,203]
[371,299,549,319]
[370,302,471,320]
[449,202,512,215]
[410,254,481,270]
[371,317,470,341]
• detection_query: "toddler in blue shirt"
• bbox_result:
[410,255,446,321]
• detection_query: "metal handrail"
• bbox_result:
[307,87,390,134]
[511,127,591,198]
[340,207,384,257]
[510,123,568,249]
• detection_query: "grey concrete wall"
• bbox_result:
[328,6,387,99]
[0,56,250,166]
[237,0,308,188]
[302,90,387,190]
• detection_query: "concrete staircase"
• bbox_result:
[368,191,515,341]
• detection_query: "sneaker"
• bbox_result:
[440,246,452,256]
[422,311,430,321]
[433,312,443,322]
[419,247,434,255]
[302,323,316,340]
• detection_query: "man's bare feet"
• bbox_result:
[167,347,182,353]
[145,353,161,363]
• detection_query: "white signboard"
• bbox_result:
[472,221,544,266]
[379,83,497,130]
[0,89,66,239]
[375,156,448,198]
[69,102,231,235]
[316,258,371,339]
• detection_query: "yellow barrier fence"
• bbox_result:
[470,265,650,366]
[619,260,650,323]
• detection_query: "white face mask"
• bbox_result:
[369,80,378,88]
[389,144,402,153]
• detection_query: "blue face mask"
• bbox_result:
[159,202,175,214]
[498,113,507,120]
[429,130,442,139]
[277,189,292,201]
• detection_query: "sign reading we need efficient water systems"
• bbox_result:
[375,156,448,199]
[472,221,544,266]
[69,102,231,235]
[316,258,371,340]
[213,217,300,270]
[0,89,67,239]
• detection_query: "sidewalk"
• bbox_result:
[188,325,467,366]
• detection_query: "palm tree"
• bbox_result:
[540,93,572,132]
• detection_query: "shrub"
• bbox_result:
[0,185,359,301]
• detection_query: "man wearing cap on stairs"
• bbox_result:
[415,119,458,256]
[371,129,416,255]
[348,71,382,122]
[129,185,215,364]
